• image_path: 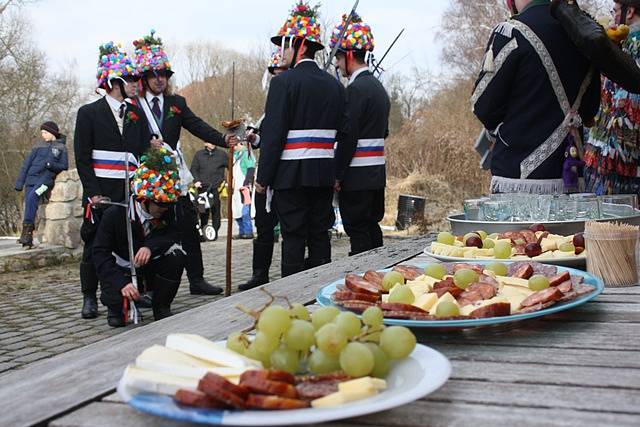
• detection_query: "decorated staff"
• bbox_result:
[133,30,235,296]
[93,148,185,327]
[331,13,391,256]
[74,41,150,320]
[255,1,347,277]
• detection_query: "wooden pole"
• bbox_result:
[225,62,236,297]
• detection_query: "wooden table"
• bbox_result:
[1,236,639,427]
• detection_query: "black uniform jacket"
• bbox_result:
[143,94,226,150]
[92,203,180,290]
[74,97,150,204]
[335,70,390,191]
[190,148,228,189]
[472,2,600,179]
[257,60,347,190]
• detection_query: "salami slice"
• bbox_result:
[245,394,310,410]
[520,287,563,307]
[174,389,226,409]
[345,274,380,295]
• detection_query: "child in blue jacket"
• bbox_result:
[15,122,68,248]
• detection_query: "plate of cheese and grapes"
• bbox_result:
[118,302,451,425]
[425,225,587,268]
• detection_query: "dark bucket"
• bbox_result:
[396,194,426,230]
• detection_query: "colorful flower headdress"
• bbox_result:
[271,1,324,49]
[133,30,173,76]
[96,41,137,89]
[329,13,375,52]
[268,50,285,70]
[132,147,181,203]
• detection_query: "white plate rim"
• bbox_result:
[423,249,586,268]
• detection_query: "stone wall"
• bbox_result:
[37,169,83,249]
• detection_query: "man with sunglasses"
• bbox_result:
[133,31,234,296]
[74,42,151,320]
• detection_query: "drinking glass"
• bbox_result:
[600,195,638,218]
[550,195,575,221]
[575,198,601,220]
[530,195,552,222]
[481,199,512,221]
[509,193,532,222]
[464,197,489,220]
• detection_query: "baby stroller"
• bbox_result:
[189,184,218,242]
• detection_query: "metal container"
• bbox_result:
[396,194,426,230]
[449,206,640,235]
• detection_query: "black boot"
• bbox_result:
[189,278,223,295]
[153,274,181,320]
[80,262,99,319]
[19,223,34,248]
[107,307,125,327]
[281,262,305,278]
[239,241,274,291]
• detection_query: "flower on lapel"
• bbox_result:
[167,105,182,119]
[126,111,139,124]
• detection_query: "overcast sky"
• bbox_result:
[24,0,449,91]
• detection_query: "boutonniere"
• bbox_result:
[166,105,182,119]
[125,111,139,124]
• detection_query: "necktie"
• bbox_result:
[152,97,161,121]
[118,104,126,119]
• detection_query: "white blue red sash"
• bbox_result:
[92,149,138,179]
[349,138,385,167]
[280,129,336,160]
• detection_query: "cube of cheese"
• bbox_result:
[429,292,459,316]
[311,391,347,408]
[413,293,438,311]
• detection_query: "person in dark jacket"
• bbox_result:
[15,121,68,248]
[74,42,150,320]
[471,0,601,194]
[331,13,390,256]
[256,2,347,277]
[190,143,228,236]
[133,30,233,295]
[93,147,185,327]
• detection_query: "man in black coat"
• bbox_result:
[93,149,185,327]
[190,143,228,236]
[74,42,151,319]
[472,0,600,194]
[256,4,347,277]
[133,31,233,295]
[331,13,390,256]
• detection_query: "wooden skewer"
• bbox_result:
[585,221,640,287]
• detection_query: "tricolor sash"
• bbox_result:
[349,138,385,167]
[92,150,138,179]
[280,129,336,160]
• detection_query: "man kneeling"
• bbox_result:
[93,148,185,327]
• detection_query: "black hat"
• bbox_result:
[40,121,60,138]
[618,0,640,7]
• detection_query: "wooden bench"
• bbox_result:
[1,235,639,427]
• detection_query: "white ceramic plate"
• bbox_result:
[122,343,451,426]
[423,249,587,269]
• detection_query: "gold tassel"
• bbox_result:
[482,44,495,73]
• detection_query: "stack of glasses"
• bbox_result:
[463,193,638,222]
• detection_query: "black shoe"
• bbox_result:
[136,294,153,309]
[239,275,268,291]
[81,293,98,319]
[153,306,174,320]
[107,308,125,327]
[189,278,223,295]
[240,233,254,240]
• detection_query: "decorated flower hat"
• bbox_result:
[132,147,181,204]
[133,30,173,77]
[271,1,324,51]
[96,41,137,89]
[267,50,287,74]
[329,13,375,52]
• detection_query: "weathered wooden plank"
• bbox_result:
[0,237,430,427]
[50,402,196,427]
[430,344,640,369]
[101,392,124,403]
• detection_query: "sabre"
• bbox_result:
[324,0,360,71]
[372,28,405,77]
[123,137,141,324]
[225,62,236,297]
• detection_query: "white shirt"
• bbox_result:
[145,91,164,120]
[105,94,127,134]
[348,66,369,86]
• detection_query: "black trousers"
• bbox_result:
[178,196,205,283]
[274,187,334,277]
[254,191,278,245]
[80,208,104,294]
[199,190,221,232]
[100,252,185,311]
[339,189,385,255]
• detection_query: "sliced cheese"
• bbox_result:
[496,276,530,288]
[381,294,390,303]
[498,285,534,312]
[429,292,459,316]
[412,292,438,311]
[460,296,510,316]
[165,334,262,369]
[408,282,430,299]
[338,377,386,399]
[120,364,198,396]
[540,237,558,252]
[311,391,347,408]
[136,345,247,381]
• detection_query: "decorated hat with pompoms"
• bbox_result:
[133,30,173,76]
[96,41,137,89]
[271,1,324,50]
[267,50,287,73]
[329,13,375,52]
[131,147,181,204]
